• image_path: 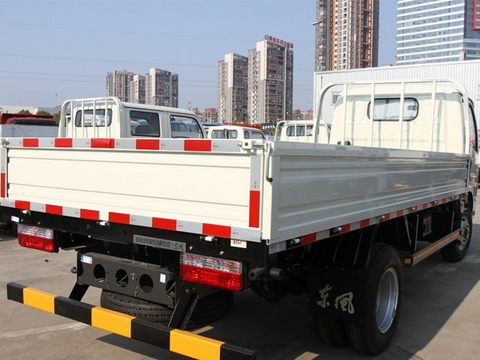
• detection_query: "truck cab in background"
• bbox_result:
[59,97,206,139]
[275,120,330,143]
[208,125,265,140]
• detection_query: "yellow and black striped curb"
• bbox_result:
[7,283,256,360]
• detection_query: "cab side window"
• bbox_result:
[130,111,160,137]
[170,116,204,138]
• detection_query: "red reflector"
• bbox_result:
[17,224,57,253]
[180,253,244,291]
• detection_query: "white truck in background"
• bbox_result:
[4,79,478,359]
[58,97,205,139]
[275,120,330,143]
[208,125,266,140]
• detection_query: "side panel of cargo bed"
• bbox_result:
[263,142,471,244]
[1,138,263,241]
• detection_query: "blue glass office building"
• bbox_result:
[397,0,480,64]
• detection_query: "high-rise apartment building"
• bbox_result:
[248,38,294,125]
[106,70,135,102]
[145,68,179,107]
[313,0,379,71]
[129,74,146,104]
[217,53,249,124]
[193,108,218,123]
[106,68,178,107]
[397,0,480,65]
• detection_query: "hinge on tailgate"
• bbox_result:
[1,139,10,147]
[240,139,265,151]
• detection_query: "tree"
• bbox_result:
[36,110,51,116]
[18,110,31,114]
[53,112,60,124]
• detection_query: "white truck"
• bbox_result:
[274,119,330,143]
[57,97,205,139]
[208,125,266,140]
[5,79,478,359]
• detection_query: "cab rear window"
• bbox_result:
[368,98,418,121]
[75,109,112,127]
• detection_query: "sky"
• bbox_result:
[0,0,397,112]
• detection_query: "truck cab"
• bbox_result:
[59,97,206,139]
[208,125,265,140]
[275,120,330,143]
[328,83,478,155]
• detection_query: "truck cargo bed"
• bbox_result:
[1,138,471,245]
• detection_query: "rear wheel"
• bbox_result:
[346,243,403,355]
[441,209,472,263]
[100,290,233,329]
[314,315,349,347]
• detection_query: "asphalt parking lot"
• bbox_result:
[1,207,480,360]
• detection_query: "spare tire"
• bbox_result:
[100,289,233,329]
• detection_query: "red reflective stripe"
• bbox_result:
[55,138,73,147]
[302,233,317,244]
[91,138,115,148]
[339,224,351,234]
[249,190,260,228]
[1,173,5,198]
[203,223,231,238]
[15,200,31,210]
[136,139,160,150]
[184,139,211,152]
[23,138,39,147]
[46,204,63,215]
[109,212,130,224]
[360,219,370,228]
[80,209,100,221]
[152,217,177,231]
[396,210,404,217]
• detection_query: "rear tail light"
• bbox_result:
[180,253,244,291]
[18,224,57,253]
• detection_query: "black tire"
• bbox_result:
[100,290,233,329]
[346,243,403,355]
[441,208,472,263]
[314,314,349,348]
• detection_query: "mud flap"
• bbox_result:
[308,266,366,322]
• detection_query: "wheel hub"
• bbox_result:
[376,267,399,334]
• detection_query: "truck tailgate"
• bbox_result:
[1,138,262,241]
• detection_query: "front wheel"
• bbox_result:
[346,243,403,355]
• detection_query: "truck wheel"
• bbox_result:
[346,243,403,355]
[441,209,472,263]
[100,290,233,329]
[314,315,348,347]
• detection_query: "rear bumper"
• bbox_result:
[6,282,256,360]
